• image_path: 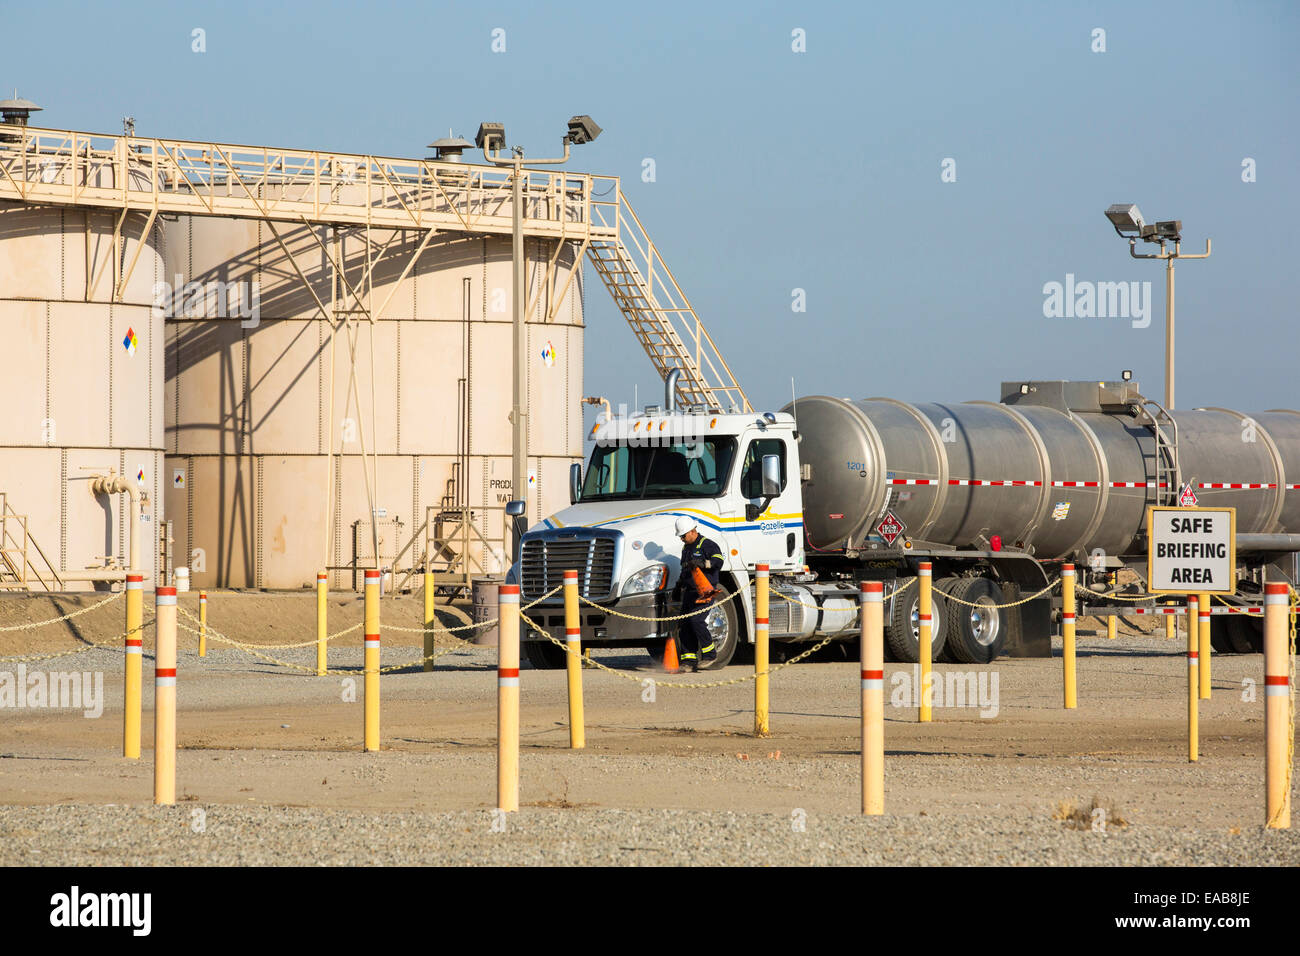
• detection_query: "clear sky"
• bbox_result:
[9,0,1298,422]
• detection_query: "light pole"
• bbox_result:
[476,116,601,555]
[1104,204,1211,410]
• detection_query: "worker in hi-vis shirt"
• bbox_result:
[672,516,724,671]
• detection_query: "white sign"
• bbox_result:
[1147,506,1236,595]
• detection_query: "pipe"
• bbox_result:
[582,395,611,423]
[1237,533,1300,553]
[665,368,681,413]
[89,474,144,574]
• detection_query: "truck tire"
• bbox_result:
[1228,615,1263,654]
[935,577,962,662]
[524,638,569,670]
[700,586,740,670]
[943,577,1006,664]
[886,578,946,664]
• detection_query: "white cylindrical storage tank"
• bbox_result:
[0,189,166,591]
[164,200,585,590]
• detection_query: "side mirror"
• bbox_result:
[569,462,582,504]
[761,454,781,497]
[745,455,783,522]
[505,499,526,567]
[505,500,525,517]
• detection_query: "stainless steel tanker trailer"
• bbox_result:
[516,378,1300,668]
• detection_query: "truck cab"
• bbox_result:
[512,408,802,669]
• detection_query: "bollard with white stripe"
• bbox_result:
[124,573,144,759]
[1165,603,1176,640]
[1198,591,1211,700]
[198,590,208,657]
[423,568,436,673]
[563,570,585,749]
[755,564,770,738]
[1061,564,1076,709]
[317,573,328,676]
[861,581,884,815]
[497,584,521,812]
[1264,583,1291,828]
[363,569,380,752]
[1187,596,1199,763]
[154,586,177,805]
[918,562,932,723]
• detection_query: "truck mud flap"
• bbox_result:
[1001,582,1051,658]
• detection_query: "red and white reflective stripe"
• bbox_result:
[1265,675,1289,696]
[317,573,328,581]
[566,627,581,642]
[947,479,1038,486]
[860,581,883,602]
[887,478,941,485]
[1061,612,1076,620]
[498,667,520,687]
[563,569,578,581]
[918,614,932,624]
[919,564,932,576]
[364,634,380,649]
[156,590,176,606]
[1198,482,1277,490]
[861,668,884,689]
[1061,565,1075,576]
[1265,585,1289,605]
[1187,650,1199,667]
[756,617,769,627]
[1053,481,1101,488]
[498,586,520,604]
[155,667,176,687]
[126,574,143,590]
[756,564,770,577]
[126,640,142,653]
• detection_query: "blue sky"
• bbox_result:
[9,0,1298,418]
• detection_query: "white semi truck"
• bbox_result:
[511,377,1300,669]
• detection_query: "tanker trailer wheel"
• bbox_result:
[1228,615,1264,654]
[886,578,946,664]
[943,577,1006,664]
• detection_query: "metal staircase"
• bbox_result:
[0,493,63,591]
[1139,400,1181,507]
[588,189,752,413]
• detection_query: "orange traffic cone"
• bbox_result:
[663,635,680,673]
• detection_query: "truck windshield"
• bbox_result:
[580,438,737,501]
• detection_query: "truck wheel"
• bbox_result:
[1227,615,1263,654]
[943,577,1006,664]
[524,639,569,670]
[700,587,739,670]
[886,578,946,664]
[935,577,962,662]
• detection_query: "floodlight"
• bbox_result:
[475,122,506,152]
[1104,203,1146,237]
[566,115,601,145]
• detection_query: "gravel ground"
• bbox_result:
[2,803,1297,867]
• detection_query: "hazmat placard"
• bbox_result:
[1146,506,1236,595]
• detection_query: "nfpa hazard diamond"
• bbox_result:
[1178,483,1198,508]
[876,511,905,546]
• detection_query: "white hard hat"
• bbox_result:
[674,516,698,537]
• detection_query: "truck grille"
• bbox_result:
[520,536,617,600]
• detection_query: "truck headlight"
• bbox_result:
[623,564,667,595]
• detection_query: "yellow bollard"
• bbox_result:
[1107,614,1116,641]
[363,569,380,752]
[423,568,436,673]
[861,581,884,815]
[755,563,770,738]
[1187,596,1199,762]
[1061,564,1077,709]
[123,573,143,759]
[198,590,207,657]
[316,573,328,676]
[563,569,586,749]
[154,586,177,805]
[497,583,521,812]
[1264,583,1291,828]
[918,562,932,722]
[1198,591,1211,700]
[1165,604,1176,640]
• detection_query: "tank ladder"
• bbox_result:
[587,189,752,413]
[0,493,63,591]
[1139,400,1181,507]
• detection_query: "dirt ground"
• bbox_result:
[0,589,1296,864]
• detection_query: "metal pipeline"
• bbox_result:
[1236,534,1300,553]
[89,474,144,574]
[665,368,681,413]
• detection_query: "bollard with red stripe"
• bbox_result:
[918,562,933,722]
[363,569,380,752]
[1061,564,1076,709]
[755,564,771,737]
[154,586,177,805]
[1187,596,1199,762]
[124,573,144,759]
[497,584,521,812]
[861,581,885,814]
[1264,583,1291,828]
[1198,592,1212,700]
[198,590,208,657]
[563,569,585,749]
